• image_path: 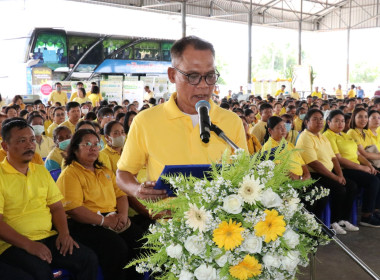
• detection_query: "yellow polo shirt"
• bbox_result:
[262,137,304,176]
[335,89,343,99]
[46,122,59,138]
[291,91,300,100]
[294,117,303,132]
[0,158,63,254]
[0,149,44,165]
[73,96,90,105]
[275,89,284,97]
[296,129,335,172]
[48,91,68,105]
[100,145,121,174]
[59,119,78,135]
[366,129,380,151]
[347,128,372,148]
[88,94,102,107]
[323,129,359,164]
[117,93,248,181]
[250,120,267,144]
[311,91,322,98]
[286,130,298,146]
[348,89,356,98]
[44,120,52,132]
[57,161,126,213]
[247,135,262,155]
[35,136,55,158]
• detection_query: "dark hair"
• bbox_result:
[115,112,125,122]
[350,107,367,129]
[127,104,136,112]
[53,106,64,116]
[97,107,113,119]
[123,111,137,134]
[5,106,17,115]
[302,109,323,131]
[19,110,29,118]
[27,114,44,125]
[373,98,380,105]
[55,101,62,106]
[55,82,62,86]
[12,95,23,104]
[66,101,80,112]
[281,113,293,120]
[368,109,380,119]
[220,102,230,110]
[244,109,254,117]
[91,85,100,94]
[64,129,103,168]
[84,111,97,121]
[259,103,273,113]
[1,119,31,143]
[264,116,283,143]
[78,88,86,98]
[75,120,95,132]
[113,105,123,114]
[53,126,71,143]
[323,109,345,132]
[33,99,43,105]
[296,106,306,116]
[171,36,215,63]
[148,98,156,105]
[122,99,130,105]
[104,121,123,136]
[232,108,244,115]
[76,82,84,86]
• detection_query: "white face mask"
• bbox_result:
[111,135,125,148]
[32,125,44,136]
[81,108,89,115]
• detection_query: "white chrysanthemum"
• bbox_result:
[238,174,264,204]
[184,203,212,232]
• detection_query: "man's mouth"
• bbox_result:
[23,150,35,156]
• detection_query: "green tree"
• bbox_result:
[350,62,380,83]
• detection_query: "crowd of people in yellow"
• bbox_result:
[0,35,379,280]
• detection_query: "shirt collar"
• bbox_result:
[105,144,119,154]
[72,160,103,175]
[1,157,35,174]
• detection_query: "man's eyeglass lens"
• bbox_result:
[174,67,219,85]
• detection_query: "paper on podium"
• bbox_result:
[154,164,213,197]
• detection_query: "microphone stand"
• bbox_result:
[210,122,380,280]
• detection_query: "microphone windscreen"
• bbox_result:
[195,100,211,113]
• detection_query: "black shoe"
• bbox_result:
[360,214,380,228]
[373,211,380,220]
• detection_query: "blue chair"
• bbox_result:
[52,266,104,280]
[321,199,331,228]
[50,169,62,182]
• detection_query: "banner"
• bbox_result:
[123,80,144,108]
[100,81,123,104]
[153,77,168,97]
[292,65,311,93]
[31,67,53,98]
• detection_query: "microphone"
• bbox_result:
[195,100,211,143]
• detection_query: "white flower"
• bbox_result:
[166,244,183,259]
[263,254,281,268]
[238,174,264,204]
[241,233,262,254]
[260,188,283,208]
[184,235,206,256]
[283,229,300,249]
[281,251,300,272]
[194,264,217,280]
[215,253,228,267]
[184,203,212,232]
[179,270,194,280]
[222,194,243,214]
[287,197,300,214]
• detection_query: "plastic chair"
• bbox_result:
[52,266,104,280]
[50,169,62,182]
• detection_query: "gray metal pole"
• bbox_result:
[182,1,186,38]
[298,0,303,65]
[248,0,252,94]
[346,0,352,88]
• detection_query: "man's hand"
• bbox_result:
[114,214,130,231]
[135,181,168,200]
[335,175,346,185]
[103,214,119,230]
[55,233,79,256]
[25,240,52,263]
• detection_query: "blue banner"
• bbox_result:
[95,59,171,74]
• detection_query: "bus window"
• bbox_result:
[133,41,160,60]
[68,35,103,72]
[32,31,67,70]
[103,39,131,58]
[161,42,173,62]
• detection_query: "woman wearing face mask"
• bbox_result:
[27,114,55,158]
[46,107,66,137]
[294,107,307,132]
[323,110,380,228]
[80,104,90,118]
[281,114,298,145]
[100,121,126,174]
[45,126,72,171]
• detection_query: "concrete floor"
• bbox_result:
[297,226,380,280]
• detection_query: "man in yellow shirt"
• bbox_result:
[59,102,81,134]
[250,103,273,144]
[347,84,356,98]
[291,87,300,100]
[275,85,286,97]
[143,85,154,101]
[116,36,247,201]
[0,120,97,279]
[335,84,343,99]
[48,82,68,106]
[311,86,322,98]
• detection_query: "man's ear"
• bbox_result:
[168,67,176,83]
[1,141,8,152]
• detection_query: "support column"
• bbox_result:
[298,0,303,65]
[346,0,352,88]
[248,0,252,94]
[182,1,186,38]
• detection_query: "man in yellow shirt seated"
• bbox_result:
[59,102,81,135]
[250,103,273,144]
[291,87,300,100]
[347,84,356,98]
[311,86,322,98]
[275,85,286,97]
[0,120,97,279]
[48,82,68,106]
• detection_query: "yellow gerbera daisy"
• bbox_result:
[229,255,262,280]
[213,219,245,250]
[254,209,286,243]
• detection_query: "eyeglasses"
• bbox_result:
[79,141,101,150]
[103,115,114,119]
[173,66,220,85]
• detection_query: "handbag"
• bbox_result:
[365,145,380,168]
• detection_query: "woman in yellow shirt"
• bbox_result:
[324,110,380,228]
[348,108,380,162]
[240,116,261,155]
[367,110,380,151]
[100,121,125,174]
[73,88,91,105]
[296,109,358,234]
[88,86,102,107]
[57,129,145,280]
[281,114,298,145]
[46,107,66,138]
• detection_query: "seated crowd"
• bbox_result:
[1,90,380,279]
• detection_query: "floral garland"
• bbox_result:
[128,147,330,280]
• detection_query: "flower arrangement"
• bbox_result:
[128,147,330,280]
